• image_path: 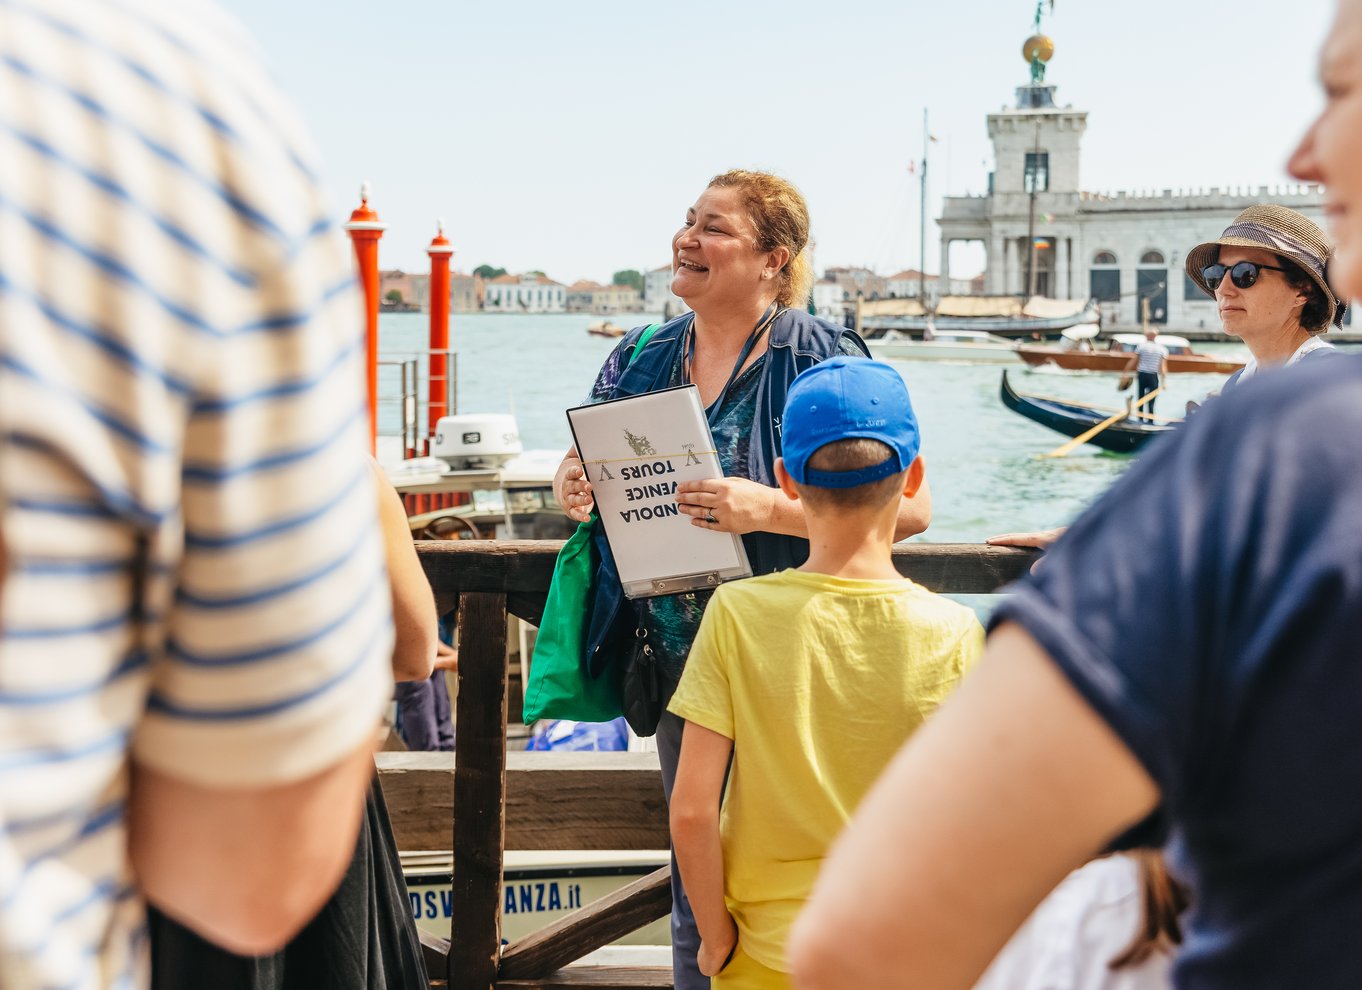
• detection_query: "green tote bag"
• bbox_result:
[522,324,660,724]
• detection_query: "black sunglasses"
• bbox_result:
[1201,261,1288,290]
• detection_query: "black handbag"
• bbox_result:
[620,624,672,737]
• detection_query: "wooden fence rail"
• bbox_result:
[391,540,1034,989]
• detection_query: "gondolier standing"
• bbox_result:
[1126,327,1168,419]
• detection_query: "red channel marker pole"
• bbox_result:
[427,221,454,454]
[344,183,386,455]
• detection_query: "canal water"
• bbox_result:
[379,311,1251,543]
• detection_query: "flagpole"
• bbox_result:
[919,108,928,303]
[1026,118,1040,298]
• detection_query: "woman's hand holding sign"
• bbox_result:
[555,447,595,523]
[676,477,780,533]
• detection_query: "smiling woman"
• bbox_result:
[550,169,931,989]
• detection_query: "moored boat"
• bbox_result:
[1000,370,1177,453]
[387,444,571,541]
[1016,331,1246,374]
[868,328,1020,364]
[587,320,626,338]
[860,295,1100,340]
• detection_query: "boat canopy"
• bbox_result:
[1019,296,1095,319]
[859,298,929,318]
[1061,325,1101,341]
[935,296,1025,317]
[862,295,1097,320]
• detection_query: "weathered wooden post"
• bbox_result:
[450,590,509,988]
[344,183,386,454]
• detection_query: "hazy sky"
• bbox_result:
[226,0,1334,284]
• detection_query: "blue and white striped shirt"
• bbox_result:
[0,1,394,986]
[1135,340,1168,374]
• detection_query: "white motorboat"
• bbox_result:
[868,328,1021,364]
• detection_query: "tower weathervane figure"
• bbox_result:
[1024,1,1056,85]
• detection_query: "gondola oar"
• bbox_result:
[1041,388,1163,458]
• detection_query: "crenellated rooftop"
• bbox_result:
[1076,183,1323,212]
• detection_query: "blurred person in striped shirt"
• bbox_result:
[0,1,398,986]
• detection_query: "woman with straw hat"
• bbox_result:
[1185,203,1346,389]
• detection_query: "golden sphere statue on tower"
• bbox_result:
[1022,33,1054,84]
[1022,34,1054,64]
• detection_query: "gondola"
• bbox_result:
[999,371,1178,454]
[1015,331,1246,374]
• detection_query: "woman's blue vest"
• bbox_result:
[583,309,870,677]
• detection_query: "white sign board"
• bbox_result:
[568,385,752,598]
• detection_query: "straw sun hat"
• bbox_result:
[1185,204,1345,330]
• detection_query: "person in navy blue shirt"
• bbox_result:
[790,8,1362,984]
[796,354,1362,990]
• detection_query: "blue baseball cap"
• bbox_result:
[782,357,920,489]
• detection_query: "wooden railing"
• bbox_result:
[382,540,1035,989]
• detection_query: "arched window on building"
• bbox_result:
[1137,250,1169,324]
[1089,250,1119,302]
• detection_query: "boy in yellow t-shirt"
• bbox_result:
[668,357,984,988]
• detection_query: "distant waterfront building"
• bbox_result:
[886,269,935,300]
[826,266,889,302]
[938,59,1325,328]
[644,265,689,317]
[379,269,428,310]
[379,269,480,313]
[566,280,601,313]
[484,272,566,313]
[451,273,481,313]
[885,269,985,300]
[812,277,849,324]
[590,283,642,314]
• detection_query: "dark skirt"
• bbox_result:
[149,773,429,990]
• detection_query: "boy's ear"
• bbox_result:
[902,456,925,499]
[774,457,800,501]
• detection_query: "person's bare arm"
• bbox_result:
[372,461,438,682]
[790,622,1160,990]
[986,527,1065,550]
[675,476,932,540]
[130,743,375,955]
[433,640,458,672]
[670,722,739,976]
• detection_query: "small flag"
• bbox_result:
[1041,213,1054,223]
